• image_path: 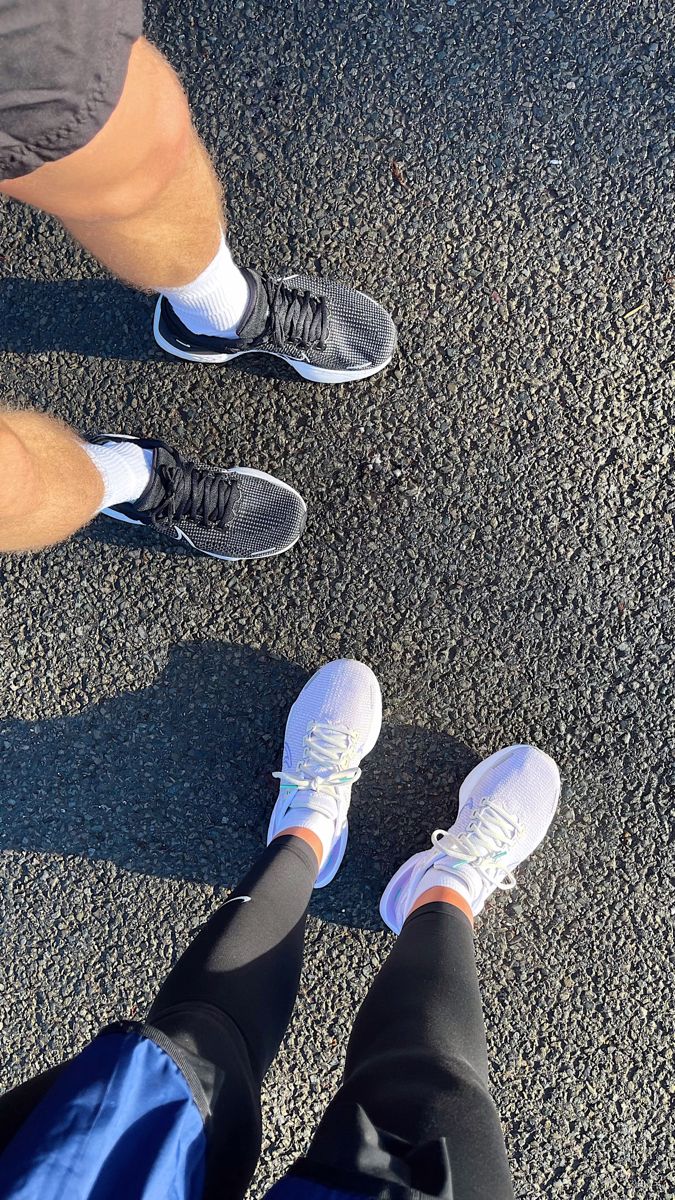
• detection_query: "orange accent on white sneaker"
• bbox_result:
[408,885,474,928]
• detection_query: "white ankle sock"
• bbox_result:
[161,234,250,338]
[84,441,154,511]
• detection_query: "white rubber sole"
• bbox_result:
[268,661,383,888]
[379,744,561,933]
[153,298,393,383]
[98,441,307,562]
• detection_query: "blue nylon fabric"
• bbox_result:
[0,1031,206,1200]
[265,1178,367,1200]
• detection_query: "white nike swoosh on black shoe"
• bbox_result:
[153,267,397,384]
[85,434,307,561]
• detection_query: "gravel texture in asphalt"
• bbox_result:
[0,1,673,1197]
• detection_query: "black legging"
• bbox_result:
[303,902,514,1200]
[0,835,513,1200]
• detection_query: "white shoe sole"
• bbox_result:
[153,298,393,384]
[380,744,561,933]
[268,661,383,888]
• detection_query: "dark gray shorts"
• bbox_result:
[0,0,143,180]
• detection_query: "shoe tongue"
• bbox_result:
[236,268,270,339]
[422,854,481,909]
[132,444,177,514]
[132,445,240,528]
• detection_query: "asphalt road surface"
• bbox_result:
[0,1,673,1197]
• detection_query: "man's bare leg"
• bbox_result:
[0,410,307,560]
[0,412,103,552]
[0,38,251,554]
[0,39,222,290]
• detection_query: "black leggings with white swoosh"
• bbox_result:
[145,833,319,1199]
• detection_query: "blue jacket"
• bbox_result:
[0,1026,206,1200]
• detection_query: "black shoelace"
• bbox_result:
[150,460,238,529]
[255,277,328,349]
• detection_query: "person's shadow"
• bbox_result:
[0,277,157,360]
[0,642,475,930]
[0,277,298,379]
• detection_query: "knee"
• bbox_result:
[83,131,195,224]
[4,39,197,223]
[0,422,37,518]
[88,85,195,221]
[75,41,196,222]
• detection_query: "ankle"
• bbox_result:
[83,440,153,510]
[408,885,475,928]
[273,826,323,874]
[161,233,250,337]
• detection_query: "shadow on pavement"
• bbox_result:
[0,277,300,380]
[72,517,199,557]
[0,641,475,930]
[0,277,157,360]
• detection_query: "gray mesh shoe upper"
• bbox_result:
[237,270,397,373]
[91,435,307,561]
[172,468,307,560]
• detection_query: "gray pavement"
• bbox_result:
[0,0,674,1196]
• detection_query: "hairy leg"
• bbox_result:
[0,39,224,290]
[0,411,102,552]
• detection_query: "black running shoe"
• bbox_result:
[86,435,307,561]
[153,268,396,384]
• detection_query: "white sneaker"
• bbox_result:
[267,660,382,887]
[380,744,561,932]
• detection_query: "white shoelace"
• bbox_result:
[430,800,522,893]
[272,721,361,820]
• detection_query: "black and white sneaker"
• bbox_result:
[154,268,397,384]
[87,434,307,561]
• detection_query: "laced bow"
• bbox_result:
[430,800,522,893]
[151,462,237,529]
[272,721,360,819]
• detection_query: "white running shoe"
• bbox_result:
[267,660,382,887]
[380,744,561,933]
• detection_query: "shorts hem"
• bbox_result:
[99,1020,212,1123]
[0,6,142,181]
